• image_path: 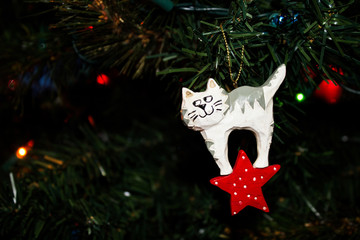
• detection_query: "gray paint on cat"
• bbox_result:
[228,87,266,113]
[226,67,285,114]
[222,89,230,115]
[205,140,215,156]
[181,109,190,125]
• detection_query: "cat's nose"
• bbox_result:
[197,104,206,110]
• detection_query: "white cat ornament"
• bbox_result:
[181,64,286,175]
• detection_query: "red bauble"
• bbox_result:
[314,80,342,104]
[210,150,280,215]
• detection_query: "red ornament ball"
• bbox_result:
[314,80,342,104]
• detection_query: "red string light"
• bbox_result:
[96,74,109,85]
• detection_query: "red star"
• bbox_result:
[210,150,280,215]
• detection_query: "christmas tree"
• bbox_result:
[1,0,360,239]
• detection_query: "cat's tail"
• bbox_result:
[262,64,286,105]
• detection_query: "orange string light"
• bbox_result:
[16,147,27,159]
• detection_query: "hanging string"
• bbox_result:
[220,23,245,88]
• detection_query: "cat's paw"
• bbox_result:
[253,159,269,168]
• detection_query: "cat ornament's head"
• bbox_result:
[181,78,229,131]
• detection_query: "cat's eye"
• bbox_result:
[193,100,202,107]
[203,95,213,103]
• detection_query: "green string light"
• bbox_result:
[296,93,305,102]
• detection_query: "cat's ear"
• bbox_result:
[182,87,195,99]
[207,78,220,89]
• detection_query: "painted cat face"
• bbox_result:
[181,79,229,130]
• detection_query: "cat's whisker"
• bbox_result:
[188,110,196,116]
[214,103,222,106]
[190,114,198,119]
[216,108,222,111]
[192,115,198,121]
[214,100,222,105]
